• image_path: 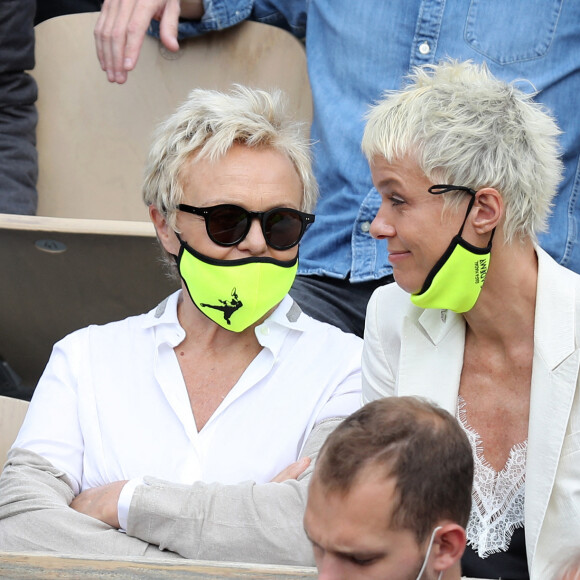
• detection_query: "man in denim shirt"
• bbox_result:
[95,0,580,337]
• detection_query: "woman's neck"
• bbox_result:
[462,238,538,345]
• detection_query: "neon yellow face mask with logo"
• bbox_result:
[411,187,494,313]
[174,235,298,332]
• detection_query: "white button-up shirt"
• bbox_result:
[15,292,362,499]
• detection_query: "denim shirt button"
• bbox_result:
[360,221,371,233]
[419,41,430,55]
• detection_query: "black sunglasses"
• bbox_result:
[178,203,315,250]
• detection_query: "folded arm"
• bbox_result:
[123,417,338,565]
[0,447,180,559]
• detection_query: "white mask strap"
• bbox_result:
[415,526,443,580]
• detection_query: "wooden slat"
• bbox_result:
[0,213,155,236]
[0,552,317,579]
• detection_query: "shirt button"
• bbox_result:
[260,326,270,336]
[361,221,371,233]
[419,41,430,55]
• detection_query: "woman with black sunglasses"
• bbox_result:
[0,86,363,565]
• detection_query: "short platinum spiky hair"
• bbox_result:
[143,84,318,231]
[362,60,563,244]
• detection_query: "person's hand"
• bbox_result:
[95,0,187,84]
[70,480,128,528]
[270,457,311,483]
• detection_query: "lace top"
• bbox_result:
[457,396,527,558]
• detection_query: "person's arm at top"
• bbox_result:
[94,0,307,84]
[94,0,204,84]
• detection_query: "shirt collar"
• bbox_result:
[142,291,308,352]
[253,294,309,356]
[142,290,186,347]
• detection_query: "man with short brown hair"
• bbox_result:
[304,396,474,580]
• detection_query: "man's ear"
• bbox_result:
[471,187,503,235]
[149,204,180,256]
[432,523,467,574]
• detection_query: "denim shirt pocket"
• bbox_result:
[464,0,563,64]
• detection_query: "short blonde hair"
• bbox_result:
[362,60,563,245]
[143,84,318,232]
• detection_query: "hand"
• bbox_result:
[270,457,311,483]
[70,480,128,528]
[95,0,186,84]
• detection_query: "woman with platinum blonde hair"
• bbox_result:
[361,60,580,580]
[144,84,318,240]
[0,86,362,565]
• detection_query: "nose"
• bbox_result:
[235,216,268,255]
[369,202,396,240]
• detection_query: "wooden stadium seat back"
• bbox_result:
[32,12,312,221]
[0,395,30,464]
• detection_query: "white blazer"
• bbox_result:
[362,247,580,580]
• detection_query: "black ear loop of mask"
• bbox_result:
[416,187,495,295]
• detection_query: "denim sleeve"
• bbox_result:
[149,0,307,40]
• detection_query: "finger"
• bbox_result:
[94,0,110,71]
[95,0,123,81]
[157,0,181,53]
[271,457,311,483]
[109,0,146,84]
[122,0,170,75]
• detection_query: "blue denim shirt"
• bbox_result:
[163,0,580,279]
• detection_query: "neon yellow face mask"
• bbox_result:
[174,235,298,332]
[411,188,494,313]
